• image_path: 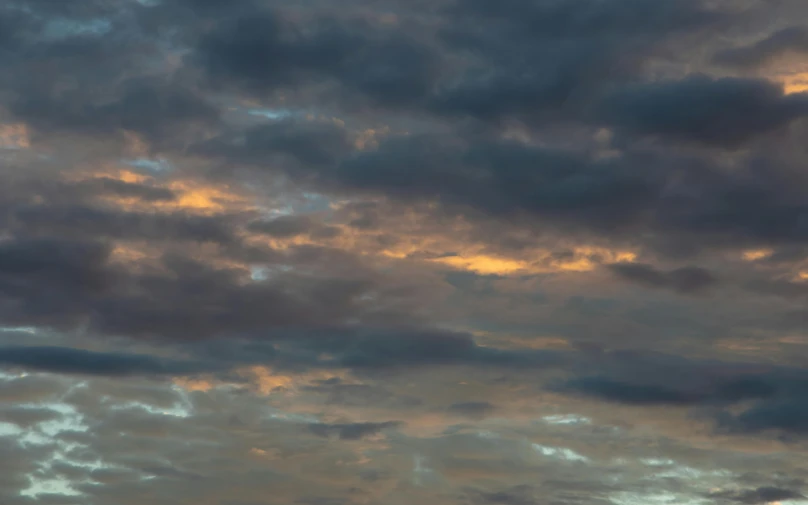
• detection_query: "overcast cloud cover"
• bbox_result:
[1,0,808,503]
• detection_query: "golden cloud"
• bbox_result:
[742,249,773,261]
[782,72,808,94]
[427,247,636,276]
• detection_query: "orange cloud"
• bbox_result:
[0,123,30,149]
[246,208,638,277]
[68,167,256,215]
[427,247,636,276]
[782,72,808,94]
[173,377,217,392]
[241,366,295,395]
[236,366,358,396]
[742,249,773,261]
[428,254,528,275]
[166,180,252,213]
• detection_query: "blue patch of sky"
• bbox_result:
[248,108,295,121]
[124,157,173,173]
[42,18,112,40]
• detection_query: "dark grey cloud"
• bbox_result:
[0,235,355,339]
[192,10,354,95]
[204,115,808,257]
[335,33,440,107]
[199,119,355,170]
[0,346,212,376]
[599,75,808,147]
[0,6,39,54]
[296,498,349,505]
[555,376,702,405]
[247,215,316,238]
[330,135,662,230]
[71,177,177,203]
[550,351,808,438]
[88,255,380,340]
[0,2,217,154]
[0,231,569,375]
[0,237,115,295]
[307,421,402,440]
[176,325,568,377]
[18,0,126,18]
[302,381,423,409]
[714,26,808,68]
[190,7,439,107]
[549,349,808,408]
[444,0,722,38]
[13,204,237,245]
[432,0,726,123]
[746,278,808,299]
[181,0,731,122]
[713,486,806,504]
[247,215,341,240]
[719,399,808,436]
[309,328,566,370]
[467,485,537,505]
[649,153,808,255]
[447,401,496,419]
[323,328,478,368]
[11,77,220,149]
[608,263,717,294]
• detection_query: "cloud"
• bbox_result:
[555,376,702,405]
[608,263,717,294]
[431,0,725,123]
[307,421,402,440]
[0,346,212,376]
[71,177,177,203]
[467,485,537,505]
[713,26,808,68]
[318,135,662,232]
[599,75,808,147]
[191,6,439,106]
[746,278,808,299]
[1,0,808,502]
[0,231,448,341]
[199,119,355,169]
[550,351,808,438]
[203,115,808,259]
[0,237,115,294]
[713,486,806,504]
[11,78,220,149]
[719,399,808,436]
[247,215,340,239]
[447,401,496,419]
[14,205,238,245]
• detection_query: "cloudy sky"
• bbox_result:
[2,0,808,503]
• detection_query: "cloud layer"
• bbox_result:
[1,0,808,503]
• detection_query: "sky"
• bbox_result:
[1,0,808,503]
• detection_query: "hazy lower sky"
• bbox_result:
[1,0,808,504]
